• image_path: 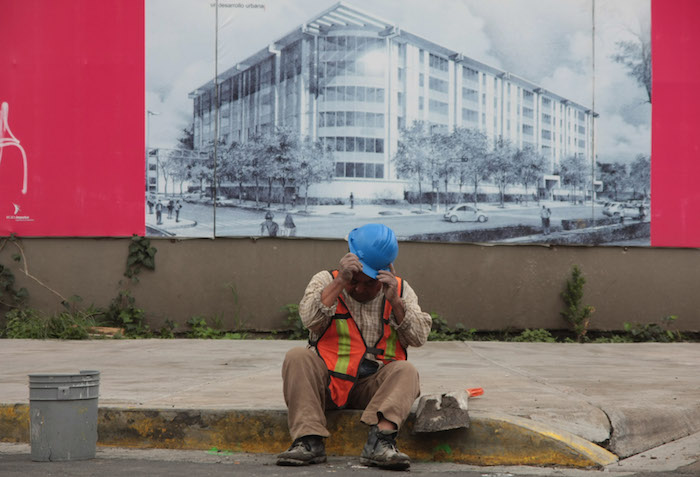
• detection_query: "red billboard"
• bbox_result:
[0,0,144,236]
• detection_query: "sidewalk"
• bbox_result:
[1,340,698,468]
[145,211,197,236]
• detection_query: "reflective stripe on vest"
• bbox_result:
[313,270,407,408]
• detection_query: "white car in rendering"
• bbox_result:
[443,203,488,223]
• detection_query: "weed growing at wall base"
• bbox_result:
[186,315,249,339]
[429,313,477,341]
[560,265,595,342]
[511,328,557,343]
[2,308,103,339]
[623,315,685,342]
[282,304,307,340]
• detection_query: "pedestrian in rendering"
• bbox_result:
[540,205,551,235]
[283,213,297,237]
[349,192,354,209]
[147,196,155,214]
[277,223,432,471]
[167,199,174,219]
[155,200,163,225]
[260,211,279,237]
[175,200,182,222]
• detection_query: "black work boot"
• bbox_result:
[276,435,326,466]
[360,425,411,470]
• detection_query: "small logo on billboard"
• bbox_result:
[6,202,33,222]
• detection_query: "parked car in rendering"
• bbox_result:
[443,203,488,223]
[602,201,648,220]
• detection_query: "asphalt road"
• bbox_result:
[175,202,608,239]
[1,445,698,477]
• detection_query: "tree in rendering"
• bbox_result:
[220,141,251,204]
[629,154,651,199]
[432,129,456,211]
[166,150,191,197]
[245,134,265,208]
[157,152,174,196]
[489,137,518,208]
[561,154,590,203]
[169,125,196,196]
[612,24,652,103]
[597,162,628,201]
[294,137,335,212]
[257,127,298,209]
[448,128,490,207]
[395,121,433,211]
[514,144,546,205]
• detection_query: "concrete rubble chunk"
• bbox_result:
[412,390,470,433]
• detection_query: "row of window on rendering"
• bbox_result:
[335,161,385,179]
[321,86,385,103]
[319,59,384,79]
[321,136,385,154]
[319,111,384,128]
[319,36,384,54]
[197,58,276,111]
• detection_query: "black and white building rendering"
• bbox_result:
[188,1,597,201]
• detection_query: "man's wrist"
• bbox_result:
[390,297,406,323]
[389,296,403,310]
[334,273,350,286]
[321,275,347,307]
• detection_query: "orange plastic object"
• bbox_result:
[466,387,484,397]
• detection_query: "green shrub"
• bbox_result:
[593,334,633,343]
[186,316,223,339]
[511,328,557,342]
[560,265,595,342]
[428,313,476,341]
[102,290,150,338]
[222,331,249,340]
[2,309,48,339]
[159,319,177,339]
[184,315,249,339]
[623,315,684,342]
[0,263,28,312]
[282,304,307,340]
[2,308,102,340]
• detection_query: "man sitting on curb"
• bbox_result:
[277,223,432,471]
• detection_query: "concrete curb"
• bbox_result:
[0,404,617,468]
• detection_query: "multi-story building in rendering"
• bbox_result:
[189,2,596,200]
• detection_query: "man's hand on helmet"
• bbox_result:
[377,264,399,305]
[338,253,363,283]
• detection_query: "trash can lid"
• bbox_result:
[28,370,100,385]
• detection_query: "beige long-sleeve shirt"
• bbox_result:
[299,270,432,363]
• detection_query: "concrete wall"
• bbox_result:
[3,237,699,332]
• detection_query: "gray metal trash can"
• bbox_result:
[29,370,100,461]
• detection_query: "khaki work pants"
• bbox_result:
[282,347,421,440]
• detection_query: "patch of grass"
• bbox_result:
[282,304,307,340]
[2,307,103,340]
[186,316,224,339]
[510,328,557,343]
[102,290,151,338]
[159,319,177,339]
[593,334,633,344]
[184,315,250,340]
[623,315,684,343]
[428,313,477,341]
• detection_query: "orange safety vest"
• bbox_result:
[312,270,407,408]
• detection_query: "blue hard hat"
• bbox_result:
[347,224,398,279]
